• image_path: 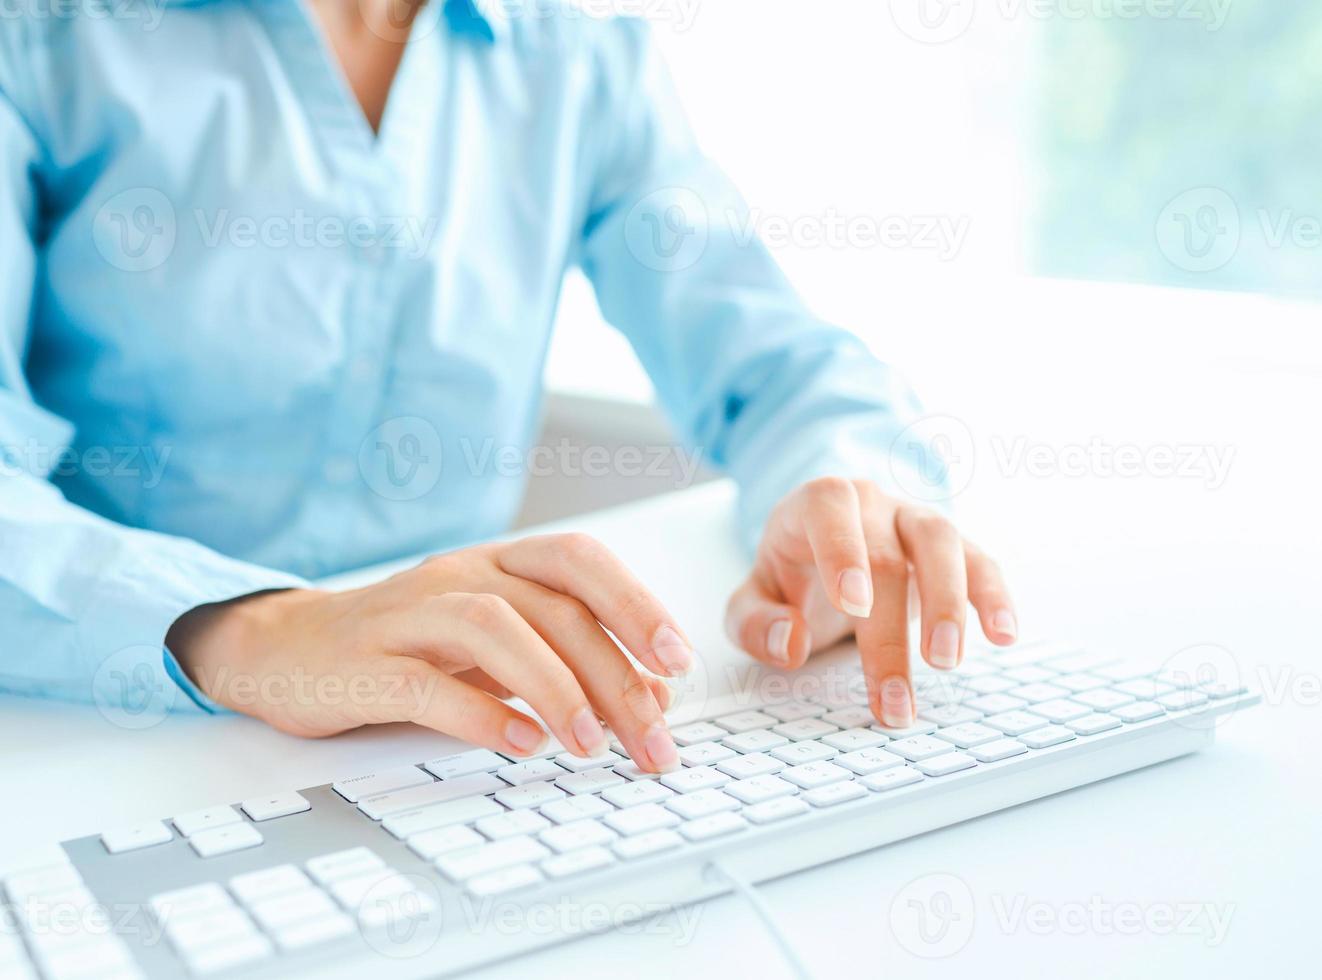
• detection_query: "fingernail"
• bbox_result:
[838,568,873,618]
[766,619,793,664]
[928,620,961,669]
[652,625,694,676]
[643,724,680,772]
[571,706,607,756]
[992,609,1018,640]
[505,718,548,755]
[880,677,914,729]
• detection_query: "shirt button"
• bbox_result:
[322,455,356,485]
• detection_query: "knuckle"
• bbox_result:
[907,507,956,541]
[544,595,598,635]
[852,478,885,507]
[868,547,909,579]
[803,475,854,503]
[553,532,605,563]
[619,668,657,719]
[445,592,513,632]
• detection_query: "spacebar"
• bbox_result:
[358,773,504,820]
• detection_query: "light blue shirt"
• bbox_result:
[0,0,930,718]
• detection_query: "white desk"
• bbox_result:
[4,278,1318,977]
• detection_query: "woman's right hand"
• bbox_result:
[166,533,696,772]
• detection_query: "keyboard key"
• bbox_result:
[3,864,82,903]
[1046,651,1117,673]
[1070,689,1135,712]
[495,782,566,810]
[885,735,951,762]
[380,796,503,839]
[982,710,1048,736]
[601,780,674,808]
[173,805,242,838]
[802,780,867,808]
[916,753,977,777]
[821,706,875,729]
[539,820,617,853]
[835,747,905,775]
[970,739,1029,763]
[724,775,797,805]
[408,824,485,859]
[762,701,827,722]
[1018,725,1075,749]
[555,768,625,796]
[714,710,778,733]
[612,829,683,859]
[611,761,661,781]
[328,871,414,909]
[248,889,338,931]
[332,767,432,803]
[986,642,1059,666]
[1158,690,1210,711]
[497,759,566,786]
[1068,713,1122,736]
[769,740,837,765]
[150,883,233,923]
[475,810,550,841]
[1113,701,1164,723]
[100,821,172,854]
[424,749,507,780]
[919,704,983,727]
[780,762,851,790]
[1053,673,1109,693]
[241,791,311,822]
[1112,679,1175,700]
[466,865,543,896]
[1095,662,1155,682]
[773,718,839,741]
[498,740,564,763]
[604,804,680,836]
[965,675,1017,695]
[665,789,740,820]
[669,722,727,746]
[869,720,937,738]
[1199,681,1246,699]
[435,836,551,881]
[1007,683,1070,703]
[1002,666,1057,684]
[678,742,737,767]
[306,847,385,886]
[722,729,789,753]
[189,823,262,858]
[166,907,258,952]
[861,767,924,792]
[932,723,1001,749]
[680,812,748,842]
[821,727,889,752]
[272,911,356,952]
[964,693,1029,715]
[229,865,312,905]
[541,846,615,879]
[715,752,784,779]
[659,766,730,794]
[358,773,504,820]
[744,797,810,825]
[540,795,614,824]
[180,932,272,975]
[1028,699,1090,723]
[552,751,623,772]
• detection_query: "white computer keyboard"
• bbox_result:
[0,641,1257,980]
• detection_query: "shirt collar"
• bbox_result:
[157,0,507,43]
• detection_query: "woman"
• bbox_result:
[0,0,1017,770]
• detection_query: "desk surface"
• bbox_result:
[4,278,1318,978]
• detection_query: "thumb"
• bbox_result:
[724,575,812,669]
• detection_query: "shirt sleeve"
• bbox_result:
[577,18,949,552]
[0,81,306,720]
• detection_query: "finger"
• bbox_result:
[381,660,552,758]
[853,490,914,728]
[643,675,673,712]
[895,505,968,670]
[723,574,813,669]
[500,578,679,774]
[453,668,512,700]
[411,592,609,758]
[965,540,1017,645]
[789,478,873,618]
[499,533,695,677]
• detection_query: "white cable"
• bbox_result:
[704,860,814,980]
